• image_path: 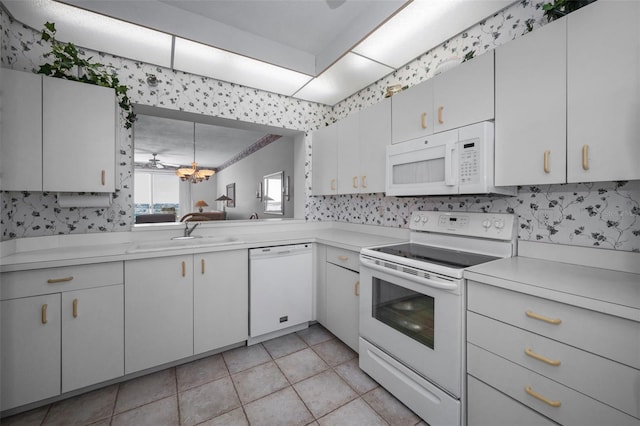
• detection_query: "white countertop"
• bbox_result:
[465,254,640,322]
[0,221,407,272]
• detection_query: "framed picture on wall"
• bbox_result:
[226,183,236,207]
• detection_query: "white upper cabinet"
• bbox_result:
[391,51,494,144]
[567,0,640,183]
[495,18,567,186]
[358,98,391,194]
[432,51,494,133]
[0,69,43,191]
[43,76,117,192]
[391,79,434,144]
[0,70,117,193]
[311,124,338,195]
[496,0,640,186]
[313,99,391,196]
[337,113,360,194]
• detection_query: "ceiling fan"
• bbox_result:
[144,153,179,170]
[148,153,165,169]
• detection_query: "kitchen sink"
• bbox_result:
[127,236,243,253]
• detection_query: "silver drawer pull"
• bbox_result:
[525,348,561,366]
[525,385,561,408]
[525,310,561,325]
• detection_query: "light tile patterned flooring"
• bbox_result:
[3,324,426,426]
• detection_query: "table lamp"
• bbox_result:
[195,200,208,213]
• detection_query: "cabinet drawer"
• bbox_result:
[326,246,359,272]
[468,311,640,418]
[468,344,640,426]
[467,281,640,369]
[2,262,124,300]
[467,375,558,426]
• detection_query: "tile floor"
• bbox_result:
[3,324,426,426]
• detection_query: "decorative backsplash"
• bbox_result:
[1,1,639,252]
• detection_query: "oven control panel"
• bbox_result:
[409,211,516,240]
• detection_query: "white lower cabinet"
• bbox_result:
[125,256,194,374]
[61,285,124,393]
[1,294,61,410]
[323,247,360,352]
[466,280,640,426]
[125,250,249,374]
[194,250,248,354]
[1,262,124,411]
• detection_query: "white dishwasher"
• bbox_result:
[249,243,313,344]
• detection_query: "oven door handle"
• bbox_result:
[361,258,459,291]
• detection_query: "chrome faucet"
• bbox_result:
[184,222,199,237]
[249,212,259,219]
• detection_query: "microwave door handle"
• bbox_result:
[445,144,457,186]
[361,258,458,291]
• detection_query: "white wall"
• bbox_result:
[215,137,295,220]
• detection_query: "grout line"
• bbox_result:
[173,367,182,425]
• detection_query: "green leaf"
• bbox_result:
[37,63,53,75]
[44,22,56,33]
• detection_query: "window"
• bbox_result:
[134,171,180,217]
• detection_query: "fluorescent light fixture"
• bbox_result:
[354,0,516,69]
[294,53,393,105]
[3,0,173,67]
[173,38,312,97]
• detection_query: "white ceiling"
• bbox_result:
[1,0,516,172]
[2,0,516,105]
[134,115,268,170]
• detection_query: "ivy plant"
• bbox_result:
[37,22,136,129]
[542,0,595,22]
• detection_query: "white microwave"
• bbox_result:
[386,121,515,196]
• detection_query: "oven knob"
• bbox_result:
[482,219,492,229]
[421,216,429,223]
[414,215,421,223]
[494,219,505,229]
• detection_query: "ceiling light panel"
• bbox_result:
[353,0,516,69]
[3,0,173,67]
[294,53,393,105]
[173,38,313,97]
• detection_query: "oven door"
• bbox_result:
[386,128,459,196]
[359,260,464,397]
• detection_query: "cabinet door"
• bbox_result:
[391,79,433,144]
[42,76,116,192]
[0,69,43,191]
[125,257,193,374]
[359,98,391,194]
[194,251,248,354]
[61,285,124,393]
[337,114,360,194]
[433,51,494,133]
[311,124,338,195]
[495,19,567,186]
[567,0,640,182]
[325,263,359,352]
[1,294,61,410]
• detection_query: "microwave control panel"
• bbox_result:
[459,140,479,184]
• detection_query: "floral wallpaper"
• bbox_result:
[1,1,639,252]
